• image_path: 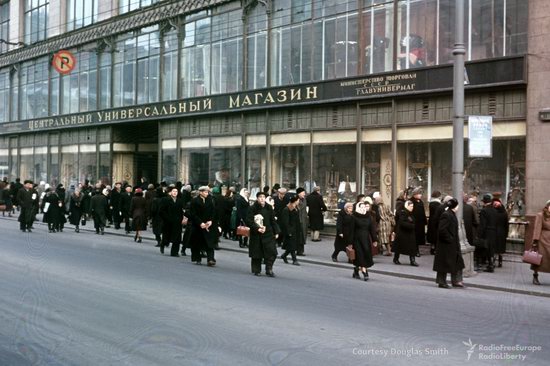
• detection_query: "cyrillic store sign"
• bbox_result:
[468,115,493,158]
[0,57,524,135]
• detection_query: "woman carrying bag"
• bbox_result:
[530,200,550,285]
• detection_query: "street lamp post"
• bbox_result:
[452,0,475,276]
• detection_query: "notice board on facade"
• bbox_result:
[468,116,493,158]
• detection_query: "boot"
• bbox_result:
[498,255,503,268]
[352,267,360,279]
[410,256,419,267]
[533,273,541,285]
[75,226,80,233]
[362,270,369,281]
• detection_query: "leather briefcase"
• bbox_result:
[346,245,356,261]
[236,225,250,238]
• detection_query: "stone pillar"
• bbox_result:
[526,0,550,216]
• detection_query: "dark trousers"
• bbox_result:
[251,257,275,274]
[394,253,415,263]
[112,208,121,228]
[436,270,463,285]
[123,214,131,232]
[282,250,297,262]
[19,208,33,230]
[191,245,214,263]
[162,223,182,255]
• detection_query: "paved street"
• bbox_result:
[1,218,550,365]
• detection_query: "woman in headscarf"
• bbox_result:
[235,188,250,248]
[393,200,419,267]
[351,201,378,281]
[332,202,355,262]
[531,200,550,285]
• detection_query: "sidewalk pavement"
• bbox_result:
[2,213,548,298]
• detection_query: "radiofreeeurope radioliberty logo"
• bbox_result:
[463,339,542,362]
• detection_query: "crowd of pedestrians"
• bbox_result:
[1,176,549,286]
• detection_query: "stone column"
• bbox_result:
[526,0,550,216]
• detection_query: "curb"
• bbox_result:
[2,216,548,299]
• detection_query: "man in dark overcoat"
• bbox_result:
[90,188,108,235]
[478,194,498,272]
[463,195,479,247]
[110,182,123,229]
[296,187,308,255]
[493,196,509,268]
[121,185,133,234]
[306,186,327,242]
[433,198,465,288]
[427,191,442,255]
[411,188,427,256]
[159,187,186,256]
[188,186,218,266]
[17,180,36,232]
[246,191,280,276]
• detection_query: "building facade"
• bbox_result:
[0,0,543,225]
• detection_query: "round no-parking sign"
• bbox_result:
[52,50,76,74]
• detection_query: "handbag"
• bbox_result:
[236,225,250,237]
[522,250,543,266]
[43,202,50,213]
[346,245,356,261]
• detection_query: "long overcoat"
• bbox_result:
[427,200,441,245]
[333,209,355,252]
[532,211,550,273]
[130,196,148,231]
[494,204,509,254]
[160,196,185,244]
[306,191,327,231]
[280,206,301,251]
[188,195,218,249]
[68,193,83,226]
[246,201,280,260]
[352,212,377,268]
[433,209,465,273]
[478,204,498,257]
[90,194,108,227]
[394,209,417,256]
[411,197,427,246]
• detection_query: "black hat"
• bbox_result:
[296,187,305,195]
[256,191,266,198]
[23,179,33,184]
[482,194,493,204]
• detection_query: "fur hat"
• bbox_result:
[198,186,210,192]
[412,187,423,196]
[296,187,305,195]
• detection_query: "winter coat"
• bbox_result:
[411,197,427,246]
[188,195,218,249]
[427,200,442,245]
[68,193,83,226]
[90,194,108,227]
[120,192,132,218]
[235,194,249,226]
[297,198,308,242]
[394,209,417,256]
[273,193,290,220]
[494,204,509,254]
[334,209,355,252]
[160,196,185,244]
[463,202,479,246]
[433,209,465,274]
[352,212,377,268]
[306,191,327,231]
[150,196,164,236]
[378,202,395,245]
[280,206,301,251]
[246,201,280,260]
[478,204,498,257]
[532,211,550,273]
[130,196,148,231]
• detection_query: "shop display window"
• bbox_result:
[270,146,311,191]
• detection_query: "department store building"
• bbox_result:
[1,0,547,226]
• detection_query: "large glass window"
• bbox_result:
[162,140,177,184]
[181,18,211,98]
[20,57,49,120]
[397,0,437,69]
[79,145,97,185]
[161,28,179,101]
[137,26,160,104]
[119,0,160,14]
[99,51,112,109]
[362,1,394,74]
[246,146,266,197]
[19,147,35,183]
[113,27,160,107]
[61,49,98,114]
[24,0,49,44]
[0,147,8,180]
[210,148,241,188]
[246,4,268,89]
[67,0,98,31]
[211,9,243,94]
[34,146,47,183]
[0,1,9,54]
[60,145,78,188]
[0,69,9,122]
[270,145,311,191]
[313,144,356,212]
[99,145,111,186]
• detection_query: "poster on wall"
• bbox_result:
[468,116,493,158]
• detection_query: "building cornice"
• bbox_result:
[0,0,231,68]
